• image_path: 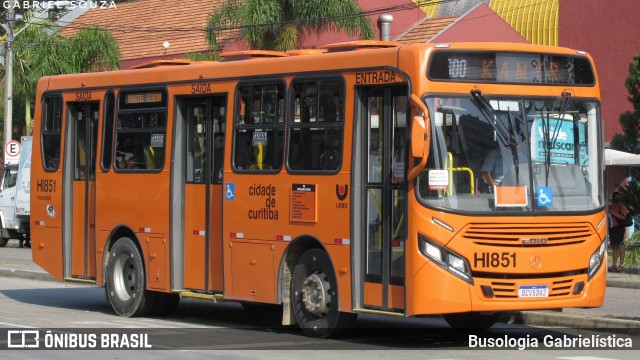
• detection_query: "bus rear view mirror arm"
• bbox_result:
[408,94,430,182]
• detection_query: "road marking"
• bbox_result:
[0,321,34,328]
[558,357,621,360]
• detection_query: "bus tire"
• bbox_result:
[291,249,356,338]
[0,237,7,247]
[105,237,154,317]
[443,312,500,330]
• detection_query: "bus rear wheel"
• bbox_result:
[291,249,355,338]
[443,312,501,330]
[105,237,154,317]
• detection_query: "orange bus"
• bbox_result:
[31,41,606,338]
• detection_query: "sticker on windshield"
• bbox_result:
[532,118,576,164]
[537,186,553,207]
[495,185,528,207]
[428,170,448,190]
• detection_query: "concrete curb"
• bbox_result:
[607,278,640,289]
[513,311,640,336]
[0,268,56,282]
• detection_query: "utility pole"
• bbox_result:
[3,7,15,148]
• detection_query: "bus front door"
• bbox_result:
[360,86,407,313]
[181,96,226,292]
[66,102,100,279]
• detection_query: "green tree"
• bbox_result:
[9,19,120,135]
[206,0,375,52]
[183,51,222,62]
[610,54,640,154]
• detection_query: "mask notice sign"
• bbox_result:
[428,170,448,190]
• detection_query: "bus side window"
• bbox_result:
[42,96,63,171]
[101,92,116,171]
[114,112,166,171]
[288,79,344,172]
[233,83,284,172]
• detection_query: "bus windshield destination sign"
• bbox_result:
[428,51,595,85]
[125,92,163,104]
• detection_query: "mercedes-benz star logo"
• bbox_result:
[530,255,542,269]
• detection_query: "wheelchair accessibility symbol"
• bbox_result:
[226,183,235,200]
[537,186,553,207]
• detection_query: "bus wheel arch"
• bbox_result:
[101,226,140,285]
[280,238,355,338]
[103,227,154,317]
[279,236,325,326]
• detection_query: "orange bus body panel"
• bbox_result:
[29,42,606,323]
[209,187,224,291]
[183,185,207,289]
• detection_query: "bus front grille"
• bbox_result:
[462,223,591,247]
[488,277,577,299]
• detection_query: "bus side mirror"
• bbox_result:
[408,94,431,182]
[411,115,426,158]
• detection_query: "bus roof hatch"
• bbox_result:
[322,40,399,52]
[220,50,287,61]
[131,59,192,69]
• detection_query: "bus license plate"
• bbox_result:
[518,285,549,298]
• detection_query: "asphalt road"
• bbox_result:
[1,277,639,358]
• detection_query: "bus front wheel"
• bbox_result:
[105,237,154,317]
[291,249,356,338]
[443,312,501,330]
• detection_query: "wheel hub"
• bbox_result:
[113,254,136,301]
[301,272,331,317]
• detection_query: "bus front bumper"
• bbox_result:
[408,258,606,316]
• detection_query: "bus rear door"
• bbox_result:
[178,96,226,292]
[65,101,100,280]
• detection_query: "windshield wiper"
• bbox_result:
[470,88,510,147]
[541,91,572,186]
[506,108,521,184]
[470,88,522,184]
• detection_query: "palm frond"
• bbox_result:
[240,0,284,49]
[274,23,298,51]
[206,0,243,49]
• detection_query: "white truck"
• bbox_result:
[0,136,32,247]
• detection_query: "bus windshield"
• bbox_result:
[416,93,603,214]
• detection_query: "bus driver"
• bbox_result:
[480,147,504,190]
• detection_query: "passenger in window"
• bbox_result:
[320,139,341,170]
[116,135,142,169]
[44,142,61,169]
[479,147,503,192]
[249,134,272,171]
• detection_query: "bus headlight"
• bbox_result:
[588,239,606,280]
[418,234,473,284]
